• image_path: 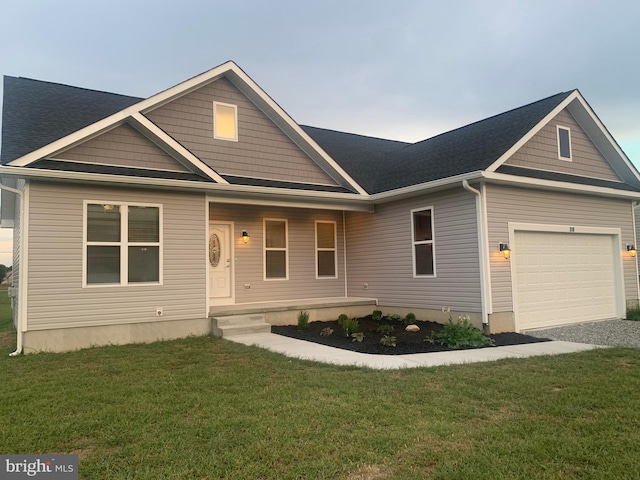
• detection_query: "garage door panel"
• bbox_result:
[514,231,618,330]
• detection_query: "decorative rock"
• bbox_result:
[405,324,420,332]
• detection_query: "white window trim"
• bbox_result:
[213,101,238,142]
[556,125,572,161]
[410,206,436,278]
[263,218,289,281]
[82,200,163,287]
[315,220,338,279]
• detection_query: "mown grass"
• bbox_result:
[0,300,639,479]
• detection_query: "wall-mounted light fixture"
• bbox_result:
[499,242,511,259]
[241,231,250,244]
[627,244,637,257]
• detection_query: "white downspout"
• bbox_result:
[462,180,490,330]
[632,201,640,306]
[0,182,25,356]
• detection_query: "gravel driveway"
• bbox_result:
[525,319,640,348]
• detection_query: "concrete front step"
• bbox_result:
[211,314,271,337]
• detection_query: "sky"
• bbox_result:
[0,0,639,266]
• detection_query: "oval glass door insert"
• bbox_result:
[209,233,221,267]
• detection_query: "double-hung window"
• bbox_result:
[411,207,435,277]
[316,221,337,278]
[264,219,288,280]
[85,202,161,286]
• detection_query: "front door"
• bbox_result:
[209,223,233,304]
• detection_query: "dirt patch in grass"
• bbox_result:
[0,330,14,349]
[272,315,550,355]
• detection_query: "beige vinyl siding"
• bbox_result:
[487,184,637,313]
[51,123,191,172]
[26,182,206,330]
[505,109,621,181]
[345,188,481,311]
[208,204,345,302]
[146,77,338,185]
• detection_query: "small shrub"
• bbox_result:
[379,335,397,347]
[404,312,417,325]
[423,331,437,344]
[626,306,640,321]
[337,314,350,326]
[341,317,359,337]
[297,310,310,330]
[372,310,383,322]
[376,324,395,335]
[436,314,494,349]
[320,327,334,336]
[385,313,404,323]
[351,332,365,343]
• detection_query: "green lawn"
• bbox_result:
[1,298,639,479]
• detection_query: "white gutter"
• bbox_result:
[0,182,25,356]
[462,180,490,329]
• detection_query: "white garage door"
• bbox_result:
[514,231,618,330]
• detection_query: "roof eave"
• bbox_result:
[0,165,372,212]
[484,171,640,200]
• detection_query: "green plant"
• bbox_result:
[297,310,310,330]
[626,306,640,321]
[351,332,365,343]
[337,314,350,326]
[385,313,404,323]
[372,310,383,322]
[379,335,397,347]
[436,314,494,349]
[341,317,359,337]
[404,312,416,325]
[423,331,437,344]
[320,327,334,336]
[376,324,395,335]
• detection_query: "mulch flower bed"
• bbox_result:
[272,315,550,355]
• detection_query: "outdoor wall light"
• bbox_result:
[499,242,511,259]
[627,244,637,257]
[241,231,250,244]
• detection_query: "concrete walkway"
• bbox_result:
[226,332,603,369]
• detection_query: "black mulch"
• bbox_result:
[272,315,551,356]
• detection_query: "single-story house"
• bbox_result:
[2,61,639,353]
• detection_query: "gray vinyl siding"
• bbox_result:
[25,182,206,330]
[345,188,481,311]
[11,179,25,324]
[51,123,191,172]
[146,77,338,185]
[505,109,621,181]
[487,184,638,313]
[208,204,345,302]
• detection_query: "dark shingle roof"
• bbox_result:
[1,76,142,164]
[31,159,212,182]
[496,165,640,192]
[221,174,355,193]
[303,92,574,194]
[300,126,409,193]
[4,76,630,196]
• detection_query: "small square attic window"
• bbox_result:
[557,125,572,161]
[213,101,238,141]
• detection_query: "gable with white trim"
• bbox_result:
[505,107,622,182]
[50,123,192,173]
[145,77,341,186]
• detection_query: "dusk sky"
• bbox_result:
[1,0,639,266]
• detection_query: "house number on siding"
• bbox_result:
[209,234,221,267]
[569,227,575,232]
